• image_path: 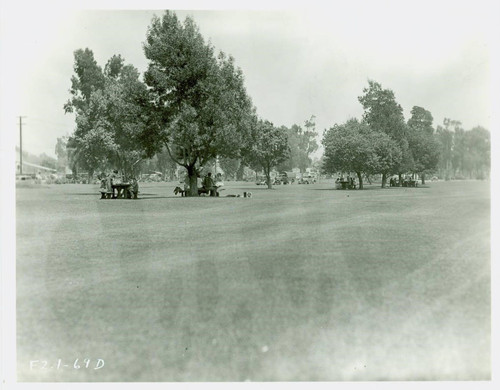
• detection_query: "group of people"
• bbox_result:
[99,170,139,199]
[183,172,224,197]
[390,175,417,187]
[335,175,357,190]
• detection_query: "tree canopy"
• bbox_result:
[322,118,399,189]
[358,80,413,185]
[142,11,254,195]
[406,106,440,182]
[242,119,290,189]
[358,80,406,141]
[64,50,149,177]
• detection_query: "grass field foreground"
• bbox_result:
[16,180,490,381]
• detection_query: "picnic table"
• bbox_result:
[112,183,132,198]
[335,179,356,190]
[403,179,419,187]
[100,181,137,199]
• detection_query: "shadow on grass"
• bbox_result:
[310,185,430,191]
[234,187,276,191]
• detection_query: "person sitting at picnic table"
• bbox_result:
[99,172,110,199]
[202,172,216,197]
[109,170,118,198]
[335,177,341,189]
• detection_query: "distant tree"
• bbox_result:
[435,119,489,180]
[242,119,289,189]
[300,115,319,170]
[142,11,254,196]
[218,157,240,180]
[155,148,179,180]
[358,80,409,186]
[276,116,318,173]
[436,118,461,180]
[407,106,440,184]
[322,118,396,189]
[451,126,467,177]
[464,126,490,179]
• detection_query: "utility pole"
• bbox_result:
[19,116,26,175]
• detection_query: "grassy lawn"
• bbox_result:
[16,179,490,381]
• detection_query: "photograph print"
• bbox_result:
[3,0,496,384]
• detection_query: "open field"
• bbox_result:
[16,180,490,381]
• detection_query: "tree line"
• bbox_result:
[322,80,490,188]
[64,11,297,194]
[63,11,489,193]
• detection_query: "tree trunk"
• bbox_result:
[265,165,272,189]
[381,173,387,188]
[266,173,272,189]
[357,172,363,190]
[236,163,244,181]
[187,165,199,197]
[398,173,402,186]
[421,173,426,185]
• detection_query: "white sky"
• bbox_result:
[1,0,499,159]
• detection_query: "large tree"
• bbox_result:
[64,51,149,178]
[242,119,289,189]
[407,106,440,184]
[358,80,409,186]
[142,11,254,196]
[322,118,397,189]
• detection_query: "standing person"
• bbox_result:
[202,172,216,197]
